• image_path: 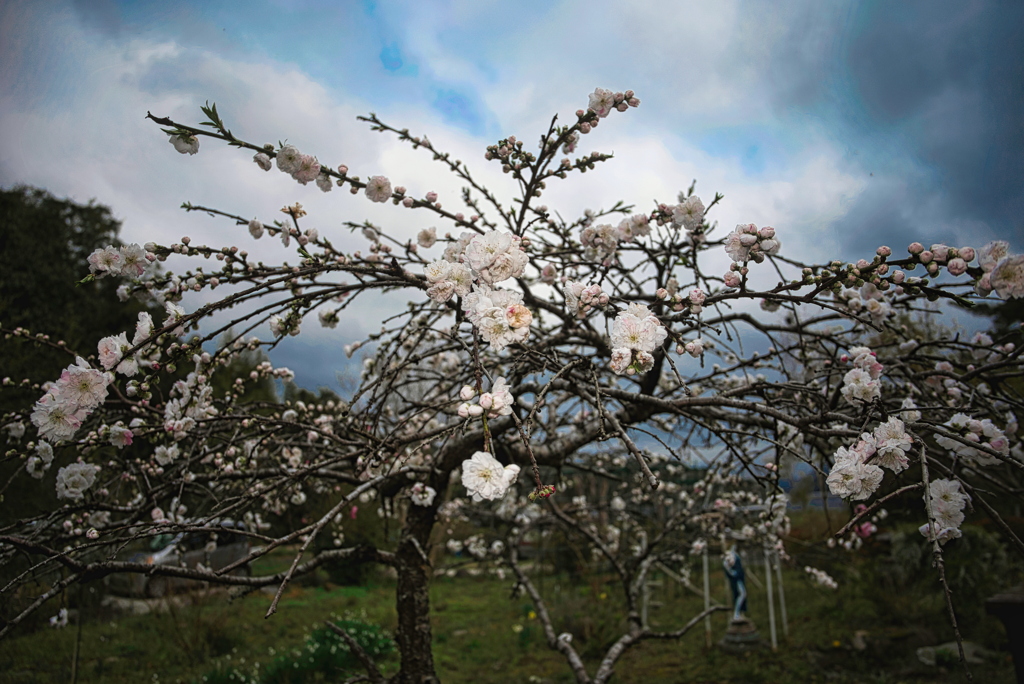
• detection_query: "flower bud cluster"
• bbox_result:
[724,224,780,264]
[935,412,1010,465]
[657,286,705,315]
[562,281,609,317]
[457,377,514,420]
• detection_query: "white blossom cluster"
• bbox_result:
[804,566,839,590]
[272,144,333,192]
[973,240,1024,299]
[87,243,151,279]
[934,413,1010,465]
[55,461,100,501]
[838,282,892,323]
[826,418,912,501]
[579,214,650,266]
[920,479,970,545]
[840,345,883,405]
[672,195,705,235]
[609,303,668,375]
[461,287,532,351]
[31,355,111,444]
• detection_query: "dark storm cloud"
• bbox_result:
[839,1,1024,250]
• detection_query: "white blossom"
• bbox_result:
[461,451,520,502]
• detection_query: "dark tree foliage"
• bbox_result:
[0,186,158,410]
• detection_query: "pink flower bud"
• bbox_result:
[758,226,775,239]
[919,250,933,264]
[856,259,870,269]
[458,403,470,418]
[656,288,669,300]
[425,192,438,202]
[723,272,741,288]
[739,233,758,247]
[459,386,475,401]
[337,165,348,175]
[959,246,975,262]
[468,404,484,417]
[403,197,414,207]
[908,242,924,255]
[946,258,967,276]
[876,264,888,275]
[478,394,493,410]
[930,244,950,263]
[892,270,905,283]
[876,245,892,257]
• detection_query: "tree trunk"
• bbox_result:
[391,503,438,683]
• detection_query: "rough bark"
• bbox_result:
[391,502,439,684]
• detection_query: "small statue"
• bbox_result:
[722,545,748,622]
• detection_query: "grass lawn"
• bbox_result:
[0,546,1016,683]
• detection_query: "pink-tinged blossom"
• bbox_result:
[673,196,705,232]
[723,271,741,288]
[169,133,199,155]
[55,360,109,411]
[88,246,123,275]
[276,145,301,174]
[253,152,272,171]
[587,88,616,118]
[292,155,321,184]
[946,258,967,276]
[562,130,580,154]
[479,377,514,418]
[580,223,619,263]
[364,175,392,203]
[685,339,705,357]
[417,227,437,249]
[609,348,632,374]
[461,451,520,502]
[154,444,179,466]
[97,333,129,371]
[249,219,264,239]
[410,483,437,507]
[119,244,147,277]
[315,173,332,193]
[55,462,99,501]
[610,303,666,353]
[978,240,1010,272]
[990,254,1024,299]
[109,426,133,448]
[826,447,884,500]
[31,393,87,443]
[465,231,527,284]
[872,417,912,473]
[840,367,880,405]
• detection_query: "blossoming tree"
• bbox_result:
[2,88,1023,683]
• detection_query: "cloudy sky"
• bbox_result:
[2,0,1021,389]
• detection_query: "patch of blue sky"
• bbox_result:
[694,127,791,178]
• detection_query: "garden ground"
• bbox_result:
[0,538,1016,684]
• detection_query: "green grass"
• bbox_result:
[0,546,1017,683]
